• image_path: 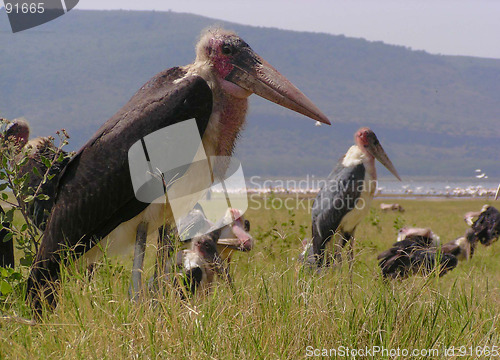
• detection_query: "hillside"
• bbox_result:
[1,9,499,177]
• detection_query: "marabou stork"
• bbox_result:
[171,230,223,299]
[468,205,500,246]
[379,226,478,279]
[377,230,458,279]
[2,119,71,230]
[166,206,253,287]
[27,28,330,315]
[399,226,478,261]
[310,127,400,267]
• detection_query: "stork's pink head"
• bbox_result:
[195,28,330,124]
[354,127,401,181]
[355,127,377,150]
[2,118,30,148]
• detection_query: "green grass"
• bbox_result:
[1,197,499,359]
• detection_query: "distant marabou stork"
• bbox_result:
[27,28,330,315]
[378,228,458,279]
[309,127,400,267]
[2,119,70,230]
[468,205,500,246]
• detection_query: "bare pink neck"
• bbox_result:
[216,94,248,157]
[364,155,377,180]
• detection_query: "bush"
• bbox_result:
[0,117,71,303]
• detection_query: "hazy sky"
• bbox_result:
[75,0,500,59]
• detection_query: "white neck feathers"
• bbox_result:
[341,145,366,167]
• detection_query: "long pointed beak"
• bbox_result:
[495,184,500,200]
[225,48,331,125]
[367,142,401,181]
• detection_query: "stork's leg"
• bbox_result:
[222,260,235,292]
[312,224,330,267]
[343,231,355,290]
[333,233,344,267]
[129,221,148,301]
[344,232,355,271]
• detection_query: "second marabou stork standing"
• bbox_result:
[309,127,400,267]
[27,27,330,315]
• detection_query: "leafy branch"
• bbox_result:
[0,118,72,300]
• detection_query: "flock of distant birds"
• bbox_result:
[0,28,499,320]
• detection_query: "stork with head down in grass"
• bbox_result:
[157,206,253,289]
[378,227,458,279]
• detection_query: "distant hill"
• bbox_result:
[1,9,499,177]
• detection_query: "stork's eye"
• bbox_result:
[222,44,235,55]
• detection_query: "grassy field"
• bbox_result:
[1,196,499,359]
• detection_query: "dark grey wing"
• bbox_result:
[437,254,458,276]
[27,67,213,312]
[410,249,457,277]
[378,239,415,279]
[311,162,365,245]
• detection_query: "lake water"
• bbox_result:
[243,176,500,198]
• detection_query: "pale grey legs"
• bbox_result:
[129,222,148,301]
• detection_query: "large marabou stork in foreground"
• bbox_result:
[309,127,400,267]
[27,28,330,315]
